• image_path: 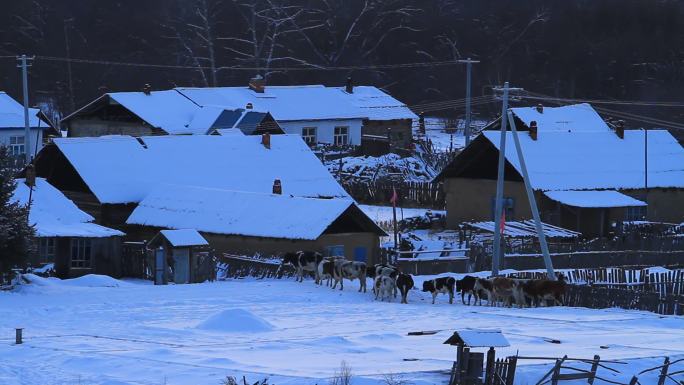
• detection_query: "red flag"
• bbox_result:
[390,187,398,207]
[500,210,506,233]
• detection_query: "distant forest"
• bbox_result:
[2,0,684,127]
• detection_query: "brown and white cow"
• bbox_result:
[333,260,367,292]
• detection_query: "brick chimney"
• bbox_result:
[419,112,426,134]
[261,132,271,149]
[529,120,538,141]
[535,103,543,113]
[345,77,354,94]
[143,84,152,95]
[249,75,265,93]
[615,120,625,139]
[246,102,253,110]
[272,179,282,195]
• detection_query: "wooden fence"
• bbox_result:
[216,254,295,279]
[340,180,445,209]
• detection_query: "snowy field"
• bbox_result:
[1,274,683,385]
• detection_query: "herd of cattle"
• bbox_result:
[280,251,567,307]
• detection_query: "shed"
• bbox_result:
[148,229,212,284]
[444,330,513,385]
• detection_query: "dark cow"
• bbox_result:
[396,273,414,304]
[333,260,367,292]
[281,251,323,282]
[473,278,494,305]
[455,275,479,305]
[519,274,567,306]
[422,276,456,304]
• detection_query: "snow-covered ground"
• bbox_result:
[1,274,683,385]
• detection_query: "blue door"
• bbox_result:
[354,247,367,262]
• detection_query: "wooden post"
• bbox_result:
[657,356,669,385]
[588,355,600,385]
[485,347,496,385]
[15,328,22,344]
[628,376,639,385]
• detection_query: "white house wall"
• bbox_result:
[0,128,44,158]
[278,119,363,145]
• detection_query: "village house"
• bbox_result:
[31,133,386,263]
[435,103,684,237]
[0,91,56,162]
[62,87,283,137]
[12,177,124,278]
[62,78,417,151]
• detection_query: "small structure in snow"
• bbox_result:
[147,229,212,284]
[444,329,514,385]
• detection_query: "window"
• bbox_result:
[9,136,25,156]
[333,126,349,146]
[327,245,345,258]
[301,127,317,145]
[37,238,56,264]
[626,206,647,222]
[70,239,92,268]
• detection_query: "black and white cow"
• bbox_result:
[281,251,323,282]
[316,257,341,286]
[456,275,479,305]
[422,276,456,304]
[374,275,394,302]
[332,259,367,292]
[396,273,414,304]
[367,264,399,297]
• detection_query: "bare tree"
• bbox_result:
[328,360,353,385]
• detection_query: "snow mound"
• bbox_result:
[196,309,274,333]
[62,274,130,287]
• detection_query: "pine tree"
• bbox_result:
[0,146,34,282]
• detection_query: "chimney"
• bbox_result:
[419,112,426,134]
[261,132,271,149]
[143,84,152,95]
[615,120,625,139]
[345,77,354,94]
[536,103,543,113]
[249,75,265,93]
[245,102,253,110]
[272,179,282,195]
[529,120,538,141]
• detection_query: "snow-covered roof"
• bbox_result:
[107,90,202,134]
[126,185,376,240]
[511,103,611,133]
[51,134,349,204]
[544,190,647,208]
[176,85,417,122]
[12,178,124,238]
[466,220,581,238]
[481,129,684,190]
[444,329,510,347]
[159,229,208,247]
[0,91,49,129]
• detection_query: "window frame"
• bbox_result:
[333,126,349,146]
[70,238,92,268]
[9,135,25,156]
[301,127,317,145]
[38,237,56,264]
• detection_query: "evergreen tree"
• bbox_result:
[0,146,34,282]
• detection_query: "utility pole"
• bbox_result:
[17,55,34,165]
[458,58,479,146]
[64,18,76,112]
[507,110,556,280]
[644,127,648,220]
[491,83,509,277]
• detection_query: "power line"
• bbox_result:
[520,94,684,108]
[15,55,463,72]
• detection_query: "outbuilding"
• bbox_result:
[147,229,212,284]
[12,178,124,278]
